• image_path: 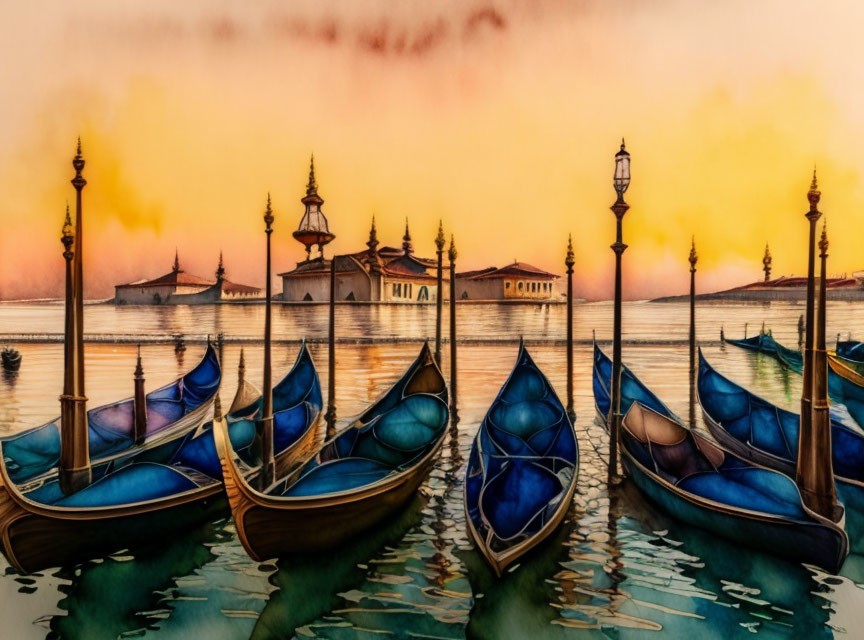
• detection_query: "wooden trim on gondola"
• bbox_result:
[216,344,448,561]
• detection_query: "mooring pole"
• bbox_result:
[435,221,445,365]
[449,235,459,427]
[325,255,337,438]
[565,234,576,422]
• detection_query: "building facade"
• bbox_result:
[115,252,261,305]
[455,262,560,300]
[280,219,447,302]
[279,160,447,302]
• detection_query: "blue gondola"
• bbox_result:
[215,342,449,561]
[725,331,864,425]
[698,349,864,541]
[0,343,321,574]
[464,343,579,575]
[2,344,221,487]
[593,344,849,573]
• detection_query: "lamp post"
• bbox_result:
[608,139,630,479]
[565,234,576,422]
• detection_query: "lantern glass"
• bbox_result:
[613,142,630,196]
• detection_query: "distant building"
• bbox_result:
[455,262,560,300]
[114,252,261,305]
[280,218,446,302]
[279,160,446,302]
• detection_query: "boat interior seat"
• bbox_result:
[624,403,808,520]
[281,457,392,497]
[479,457,564,541]
[26,462,204,508]
[347,395,448,467]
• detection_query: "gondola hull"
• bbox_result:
[464,345,579,576]
[0,418,319,573]
[622,447,849,574]
[464,472,577,577]
[222,439,439,560]
[215,343,449,562]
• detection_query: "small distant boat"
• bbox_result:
[215,342,448,561]
[1,347,21,372]
[697,349,864,497]
[0,343,321,573]
[593,344,849,573]
[464,343,578,576]
[726,331,864,419]
[836,341,864,370]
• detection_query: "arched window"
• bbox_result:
[303,292,313,301]
[418,286,429,301]
[461,291,469,299]
[518,282,524,292]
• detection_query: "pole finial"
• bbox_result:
[565,233,575,269]
[807,167,821,210]
[689,236,698,270]
[435,219,446,251]
[71,137,86,189]
[134,344,144,377]
[820,218,829,256]
[448,234,457,262]
[264,193,274,232]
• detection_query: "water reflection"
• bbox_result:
[0,305,862,637]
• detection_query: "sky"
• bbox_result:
[1,0,863,301]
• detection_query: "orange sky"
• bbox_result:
[1,0,863,301]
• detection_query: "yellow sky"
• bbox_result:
[1,0,863,300]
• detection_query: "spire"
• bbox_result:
[294,154,333,259]
[306,154,318,197]
[173,249,180,273]
[367,215,381,274]
[762,243,772,281]
[402,217,413,255]
[216,251,225,282]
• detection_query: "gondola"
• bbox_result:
[2,344,221,488]
[0,342,321,573]
[726,331,864,421]
[215,342,448,561]
[593,344,849,573]
[464,343,578,576]
[1,347,21,372]
[697,349,864,505]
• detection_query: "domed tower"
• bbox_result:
[293,155,335,261]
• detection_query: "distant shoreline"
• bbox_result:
[651,289,864,303]
[0,298,580,307]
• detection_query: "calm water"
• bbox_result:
[0,301,862,639]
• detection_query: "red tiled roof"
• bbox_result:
[222,279,261,294]
[458,262,559,280]
[724,276,858,292]
[116,269,214,289]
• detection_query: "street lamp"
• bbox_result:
[608,139,630,480]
